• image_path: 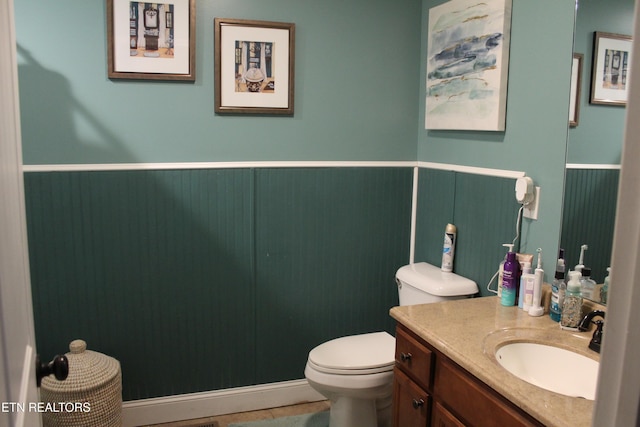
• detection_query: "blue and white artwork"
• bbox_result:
[426,0,512,131]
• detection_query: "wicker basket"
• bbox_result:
[41,340,122,427]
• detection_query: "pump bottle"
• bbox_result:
[500,248,520,306]
[498,244,514,297]
[561,271,583,330]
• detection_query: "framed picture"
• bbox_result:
[590,32,632,106]
[215,18,295,115]
[425,0,512,131]
[107,0,196,81]
[569,53,583,127]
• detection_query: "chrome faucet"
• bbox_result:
[578,310,605,353]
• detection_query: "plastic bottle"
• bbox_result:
[549,257,566,322]
[580,267,597,300]
[497,244,514,298]
[441,224,456,272]
[561,271,583,330]
[519,262,533,309]
[500,249,520,306]
[600,267,611,304]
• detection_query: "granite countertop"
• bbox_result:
[390,296,599,427]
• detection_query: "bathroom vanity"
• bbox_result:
[390,297,598,427]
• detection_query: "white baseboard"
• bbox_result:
[121,379,325,427]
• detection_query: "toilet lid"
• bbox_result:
[308,332,395,374]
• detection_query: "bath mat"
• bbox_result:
[171,422,218,427]
[228,411,329,427]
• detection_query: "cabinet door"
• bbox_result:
[432,401,465,427]
[434,358,543,427]
[393,367,430,427]
[395,326,433,391]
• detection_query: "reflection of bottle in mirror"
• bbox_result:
[441,224,456,272]
[600,267,611,304]
[580,267,597,300]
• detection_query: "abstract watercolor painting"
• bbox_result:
[426,0,512,131]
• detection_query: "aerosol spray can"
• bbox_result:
[441,223,457,272]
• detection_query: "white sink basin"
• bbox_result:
[495,342,599,400]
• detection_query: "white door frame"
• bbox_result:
[0,0,41,425]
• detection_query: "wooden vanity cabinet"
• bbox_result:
[393,324,544,427]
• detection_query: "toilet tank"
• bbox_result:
[396,262,478,306]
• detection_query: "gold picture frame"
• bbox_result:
[107,0,196,81]
[590,31,632,106]
[214,18,295,115]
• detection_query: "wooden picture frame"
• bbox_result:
[590,31,632,106]
[107,0,196,81]
[570,53,583,127]
[214,18,295,115]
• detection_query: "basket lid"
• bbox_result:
[41,339,120,392]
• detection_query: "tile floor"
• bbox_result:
[143,400,330,427]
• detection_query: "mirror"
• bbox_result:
[560,0,635,304]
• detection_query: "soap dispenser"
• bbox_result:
[561,271,583,330]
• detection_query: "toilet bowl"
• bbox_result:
[304,262,478,427]
[304,332,395,427]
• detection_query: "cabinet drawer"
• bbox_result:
[434,357,543,427]
[393,367,430,427]
[395,326,433,391]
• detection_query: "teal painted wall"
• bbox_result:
[24,168,412,400]
[561,168,619,284]
[568,0,634,164]
[14,0,582,402]
[14,0,421,164]
[414,169,520,296]
[418,0,577,280]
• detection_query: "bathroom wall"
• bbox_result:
[15,0,421,164]
[568,0,634,165]
[24,167,412,399]
[15,0,423,401]
[560,0,633,282]
[417,0,576,277]
[15,0,577,402]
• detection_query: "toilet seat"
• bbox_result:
[307,332,395,375]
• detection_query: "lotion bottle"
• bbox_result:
[441,223,457,272]
[498,243,514,297]
[519,262,533,309]
[500,248,520,306]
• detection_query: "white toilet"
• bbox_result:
[304,262,478,427]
